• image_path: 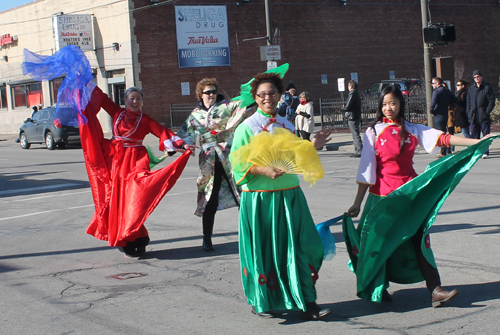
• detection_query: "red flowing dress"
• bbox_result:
[80,86,191,247]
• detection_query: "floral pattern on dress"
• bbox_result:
[177,99,254,216]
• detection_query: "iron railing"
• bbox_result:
[319,95,428,130]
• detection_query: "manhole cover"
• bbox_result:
[109,272,147,280]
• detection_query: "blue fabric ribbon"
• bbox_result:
[316,214,344,261]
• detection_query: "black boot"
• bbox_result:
[202,236,214,251]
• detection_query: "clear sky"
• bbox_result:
[0,0,37,12]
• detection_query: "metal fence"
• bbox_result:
[318,95,428,130]
[169,103,195,129]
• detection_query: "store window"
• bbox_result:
[0,86,7,109]
[114,84,126,106]
[11,83,43,108]
[51,78,63,104]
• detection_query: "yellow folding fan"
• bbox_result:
[230,128,324,185]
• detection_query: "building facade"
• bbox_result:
[1,0,499,133]
[0,0,138,133]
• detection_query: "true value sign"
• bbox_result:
[260,45,281,61]
[0,34,17,47]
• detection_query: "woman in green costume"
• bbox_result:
[345,86,495,307]
[230,72,332,320]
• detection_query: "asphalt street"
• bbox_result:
[1,131,500,335]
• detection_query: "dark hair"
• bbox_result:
[432,77,443,85]
[196,78,218,101]
[457,79,468,89]
[371,86,408,155]
[250,73,284,97]
[348,80,358,89]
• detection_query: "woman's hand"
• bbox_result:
[312,127,333,150]
[184,143,196,151]
[262,167,284,179]
[249,166,284,179]
[347,204,361,217]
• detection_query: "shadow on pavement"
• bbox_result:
[273,280,500,324]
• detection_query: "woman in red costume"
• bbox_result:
[81,86,192,258]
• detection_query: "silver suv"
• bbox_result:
[366,78,423,97]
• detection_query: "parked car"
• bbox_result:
[366,78,423,97]
[18,106,80,150]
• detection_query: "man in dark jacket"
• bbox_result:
[430,77,455,157]
[277,87,300,123]
[344,80,362,157]
[467,70,495,158]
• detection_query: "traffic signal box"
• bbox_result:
[424,25,456,45]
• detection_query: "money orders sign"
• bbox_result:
[175,5,231,68]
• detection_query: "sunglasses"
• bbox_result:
[202,90,217,95]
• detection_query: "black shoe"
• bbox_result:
[382,289,393,302]
[300,302,331,320]
[136,246,146,256]
[251,306,277,318]
[202,237,214,251]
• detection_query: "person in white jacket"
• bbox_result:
[295,91,314,140]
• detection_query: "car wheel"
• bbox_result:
[20,132,30,149]
[45,131,55,150]
[57,143,66,149]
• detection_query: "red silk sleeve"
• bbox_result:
[145,114,184,151]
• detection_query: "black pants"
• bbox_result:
[411,228,441,293]
[433,114,450,155]
[299,130,311,141]
[202,160,233,238]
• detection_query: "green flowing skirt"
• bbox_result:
[239,187,324,313]
[343,137,496,303]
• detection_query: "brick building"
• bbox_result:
[1,0,499,133]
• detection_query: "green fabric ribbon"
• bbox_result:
[231,63,290,108]
[146,145,167,170]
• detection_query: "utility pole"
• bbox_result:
[265,0,272,45]
[421,0,433,127]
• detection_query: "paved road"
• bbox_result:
[1,132,500,334]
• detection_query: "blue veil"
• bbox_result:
[22,45,96,126]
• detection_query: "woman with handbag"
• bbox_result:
[295,92,314,141]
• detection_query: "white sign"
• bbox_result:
[267,61,277,70]
[181,82,190,96]
[53,14,93,51]
[175,5,230,68]
[260,45,281,61]
[338,78,345,92]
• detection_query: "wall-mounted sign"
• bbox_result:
[53,14,93,51]
[338,78,345,92]
[351,72,358,83]
[260,45,281,61]
[321,74,328,84]
[0,34,17,47]
[175,5,230,68]
[181,82,190,95]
